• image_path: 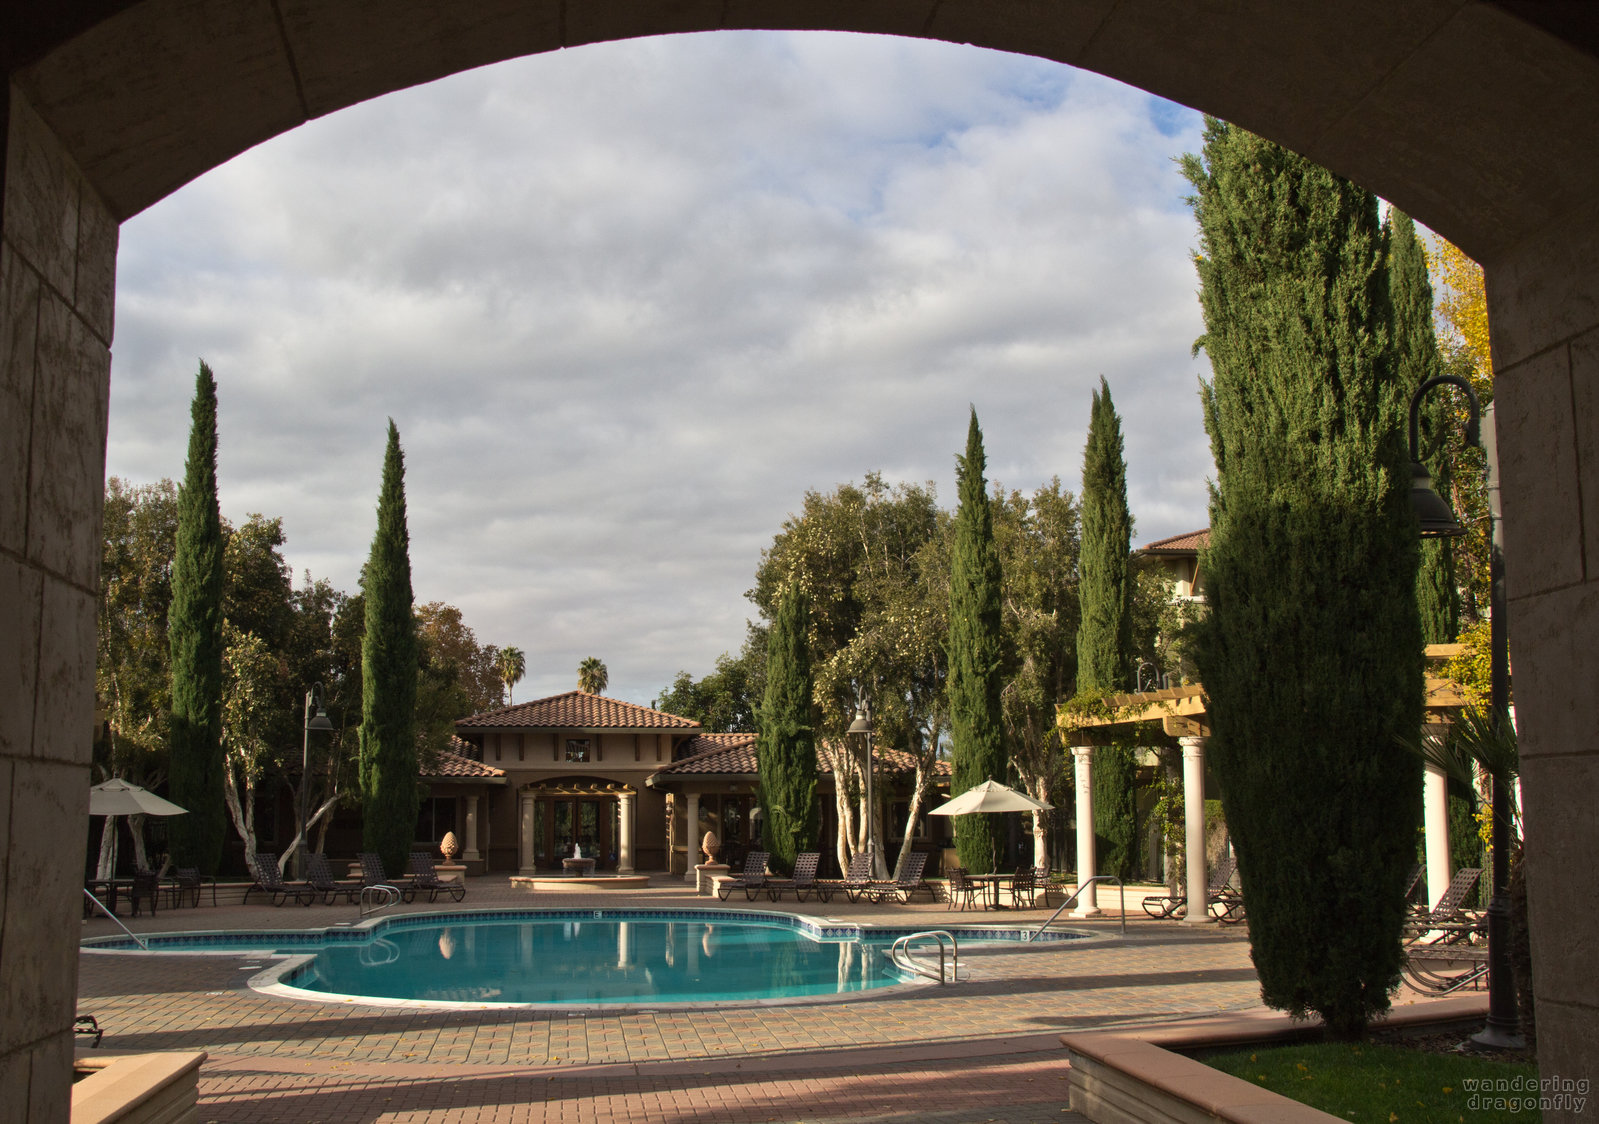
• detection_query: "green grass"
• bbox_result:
[1203,1041,1546,1123]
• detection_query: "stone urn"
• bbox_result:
[439,831,460,862]
[701,831,720,864]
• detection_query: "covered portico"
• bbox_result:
[516,777,639,876]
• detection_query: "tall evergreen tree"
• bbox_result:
[359,420,420,876]
[167,363,228,872]
[1390,209,1459,644]
[947,409,1007,873]
[757,586,819,873]
[1185,120,1424,1037]
[1077,377,1134,691]
[1076,378,1140,878]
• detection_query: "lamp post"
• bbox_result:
[298,683,334,878]
[1407,374,1521,1048]
[848,700,876,877]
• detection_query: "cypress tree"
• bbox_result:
[1185,120,1424,1037]
[360,420,420,877]
[948,408,1007,873]
[1077,377,1134,690]
[1390,209,1459,644]
[167,363,227,872]
[756,585,819,873]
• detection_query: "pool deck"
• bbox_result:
[74,874,1460,1122]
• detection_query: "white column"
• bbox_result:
[518,793,535,874]
[1071,746,1100,917]
[463,794,481,863]
[618,791,635,874]
[683,792,701,883]
[1424,759,1452,909]
[1180,736,1215,926]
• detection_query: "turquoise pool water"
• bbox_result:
[83,909,1088,1007]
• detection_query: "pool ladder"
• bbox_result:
[360,884,402,918]
[890,930,961,984]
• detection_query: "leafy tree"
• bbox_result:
[167,364,228,873]
[1185,120,1424,1037]
[577,657,609,695]
[360,420,420,876]
[947,409,1007,874]
[219,622,280,874]
[1390,210,1459,644]
[991,479,1081,867]
[656,642,764,732]
[757,586,820,872]
[751,473,943,877]
[1077,377,1134,691]
[493,645,526,706]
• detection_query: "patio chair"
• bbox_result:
[717,851,772,901]
[306,853,360,904]
[868,852,932,903]
[243,853,313,906]
[821,852,876,903]
[164,866,216,908]
[1007,866,1040,909]
[128,869,161,917]
[945,867,981,911]
[768,852,831,903]
[407,852,466,903]
[1142,853,1236,920]
[1032,865,1059,908]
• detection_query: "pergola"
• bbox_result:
[1058,649,1471,920]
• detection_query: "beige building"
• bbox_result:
[437,693,953,877]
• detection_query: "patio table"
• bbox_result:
[967,873,1015,910]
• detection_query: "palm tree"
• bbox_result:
[577,657,608,695]
[494,646,526,706]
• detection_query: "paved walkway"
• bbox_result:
[79,876,1259,1122]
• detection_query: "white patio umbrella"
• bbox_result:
[928,778,1052,817]
[930,779,1052,880]
[89,778,189,818]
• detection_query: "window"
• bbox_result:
[565,738,590,763]
[416,797,457,843]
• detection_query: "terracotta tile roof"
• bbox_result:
[1140,528,1210,554]
[652,735,952,781]
[423,737,508,779]
[655,733,759,775]
[456,691,699,731]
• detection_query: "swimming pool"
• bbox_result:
[82,908,1092,1008]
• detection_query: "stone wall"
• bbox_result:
[1,82,117,1122]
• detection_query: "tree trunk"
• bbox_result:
[222,766,256,873]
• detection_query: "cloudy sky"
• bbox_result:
[107,31,1212,707]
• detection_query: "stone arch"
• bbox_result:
[7,4,1599,1117]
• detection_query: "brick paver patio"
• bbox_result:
[79,876,1261,1122]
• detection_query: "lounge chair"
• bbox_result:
[243,853,313,906]
[407,852,466,903]
[945,867,981,910]
[717,851,772,901]
[822,853,876,903]
[1142,853,1236,920]
[768,853,830,903]
[1404,866,1483,941]
[306,853,360,904]
[1402,861,1427,918]
[869,852,932,903]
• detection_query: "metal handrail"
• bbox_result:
[1029,875,1126,941]
[891,929,960,983]
[359,884,401,918]
[83,888,149,950]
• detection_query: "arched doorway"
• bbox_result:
[9,4,1599,1114]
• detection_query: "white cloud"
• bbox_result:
[108,31,1211,706]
